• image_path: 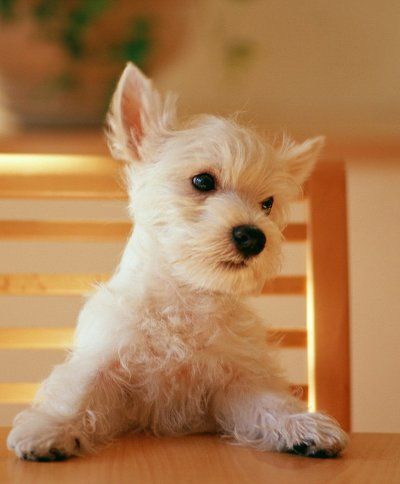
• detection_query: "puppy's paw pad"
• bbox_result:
[283,412,348,458]
[14,437,79,462]
[7,410,82,462]
[21,447,68,462]
[290,440,339,458]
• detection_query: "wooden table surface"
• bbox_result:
[1,429,399,484]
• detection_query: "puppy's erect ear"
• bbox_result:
[280,136,325,185]
[106,62,176,162]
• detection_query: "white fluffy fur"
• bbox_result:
[8,63,347,461]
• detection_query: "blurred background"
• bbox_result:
[0,0,399,137]
[0,0,399,432]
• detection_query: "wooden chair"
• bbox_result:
[0,138,350,430]
[307,162,350,430]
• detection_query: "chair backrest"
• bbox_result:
[0,143,350,430]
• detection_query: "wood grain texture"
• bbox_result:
[0,274,305,296]
[0,131,110,156]
[262,276,306,295]
[0,328,73,349]
[0,327,307,349]
[0,274,109,295]
[0,154,126,199]
[0,220,132,241]
[1,429,399,484]
[0,384,37,404]
[0,174,126,200]
[283,223,307,242]
[308,161,351,431]
[268,328,307,348]
[0,220,305,242]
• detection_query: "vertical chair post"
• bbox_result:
[307,161,351,431]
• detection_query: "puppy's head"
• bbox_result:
[106,63,324,295]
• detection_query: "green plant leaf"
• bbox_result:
[118,16,153,69]
[0,0,16,20]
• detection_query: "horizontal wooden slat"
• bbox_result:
[0,154,127,200]
[0,383,38,404]
[0,220,131,241]
[0,153,308,200]
[4,129,400,159]
[262,276,306,295]
[267,328,307,348]
[0,175,126,200]
[0,274,306,296]
[0,131,109,156]
[283,223,307,241]
[0,383,308,404]
[0,154,119,176]
[0,327,307,349]
[0,221,305,242]
[0,328,73,349]
[0,274,108,295]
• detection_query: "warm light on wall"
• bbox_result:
[0,153,116,175]
[0,152,126,199]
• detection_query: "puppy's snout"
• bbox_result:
[232,225,266,257]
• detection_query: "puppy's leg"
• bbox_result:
[214,386,348,457]
[7,352,132,461]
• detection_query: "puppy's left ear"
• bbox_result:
[281,136,325,185]
[106,62,176,162]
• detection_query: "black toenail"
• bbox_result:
[36,455,53,462]
[290,441,338,459]
[309,449,338,459]
[49,448,67,461]
[292,442,310,455]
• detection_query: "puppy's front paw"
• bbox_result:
[283,412,348,458]
[7,409,82,462]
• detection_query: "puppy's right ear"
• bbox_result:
[106,63,176,162]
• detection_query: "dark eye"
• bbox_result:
[261,196,274,214]
[192,173,216,192]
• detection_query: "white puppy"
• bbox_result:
[8,63,347,461]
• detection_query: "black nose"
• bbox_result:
[232,225,266,257]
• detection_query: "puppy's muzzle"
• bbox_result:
[232,225,266,257]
